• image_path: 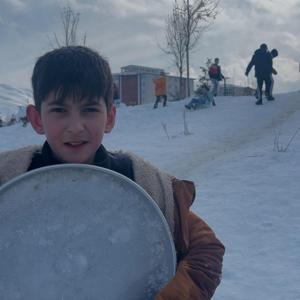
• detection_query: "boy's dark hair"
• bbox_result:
[31,46,113,111]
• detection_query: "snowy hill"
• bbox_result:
[0,90,300,299]
[0,84,33,124]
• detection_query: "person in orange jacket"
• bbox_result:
[0,46,225,299]
[153,71,167,108]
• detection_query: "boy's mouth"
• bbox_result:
[65,141,88,147]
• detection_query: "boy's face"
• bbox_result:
[27,93,116,164]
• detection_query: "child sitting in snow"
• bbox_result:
[0,46,224,300]
[185,83,215,110]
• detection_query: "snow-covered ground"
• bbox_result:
[0,86,300,299]
[0,84,32,123]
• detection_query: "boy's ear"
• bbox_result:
[105,105,116,133]
[26,105,45,134]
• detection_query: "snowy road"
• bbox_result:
[165,93,300,178]
[185,94,300,300]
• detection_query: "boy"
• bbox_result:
[185,83,215,110]
[0,46,224,299]
[208,58,224,103]
[153,71,167,109]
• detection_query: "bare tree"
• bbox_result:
[160,1,186,99]
[49,5,87,48]
[179,0,219,97]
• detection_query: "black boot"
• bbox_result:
[255,99,263,105]
[267,96,275,101]
[163,95,167,107]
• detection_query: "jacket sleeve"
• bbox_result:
[245,54,255,75]
[268,54,273,74]
[218,66,225,81]
[156,179,225,300]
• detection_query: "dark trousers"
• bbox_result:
[256,76,271,100]
[154,95,167,108]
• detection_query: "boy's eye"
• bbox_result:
[82,107,101,113]
[50,107,66,113]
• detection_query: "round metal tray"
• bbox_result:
[0,164,176,299]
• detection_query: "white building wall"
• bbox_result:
[140,74,156,105]
[167,77,181,100]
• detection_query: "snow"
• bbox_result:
[0,84,32,123]
[0,85,300,299]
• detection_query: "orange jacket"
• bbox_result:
[154,76,167,96]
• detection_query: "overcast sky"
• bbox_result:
[0,0,299,93]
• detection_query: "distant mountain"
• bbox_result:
[0,84,33,123]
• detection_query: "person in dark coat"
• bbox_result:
[253,48,279,101]
[245,43,273,105]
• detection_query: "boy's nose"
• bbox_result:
[66,114,84,133]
